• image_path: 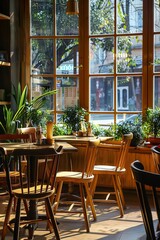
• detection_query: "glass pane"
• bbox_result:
[154,76,160,107]
[31,76,54,108]
[90,114,114,125]
[56,39,79,74]
[154,0,160,32]
[90,77,114,111]
[56,0,79,36]
[31,39,53,74]
[154,35,160,72]
[117,0,143,34]
[56,77,79,110]
[117,114,142,124]
[89,37,114,74]
[30,0,54,36]
[117,76,142,111]
[117,36,142,73]
[90,0,114,35]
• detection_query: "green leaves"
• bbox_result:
[0,83,57,133]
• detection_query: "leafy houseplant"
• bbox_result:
[60,106,88,134]
[142,107,160,138]
[0,83,56,133]
[113,115,143,146]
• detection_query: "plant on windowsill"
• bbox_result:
[142,107,160,144]
[60,105,88,135]
[108,115,143,147]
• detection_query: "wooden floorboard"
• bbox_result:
[0,190,155,239]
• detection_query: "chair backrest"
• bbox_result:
[83,138,100,177]
[151,146,160,173]
[17,127,36,142]
[1,146,63,199]
[0,133,31,143]
[117,133,133,170]
[131,160,160,240]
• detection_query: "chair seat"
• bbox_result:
[56,171,94,182]
[93,165,126,174]
[13,185,54,200]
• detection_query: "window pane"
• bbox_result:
[117,114,141,124]
[56,0,79,36]
[154,35,160,72]
[31,76,54,108]
[117,0,143,34]
[30,0,54,36]
[89,38,114,74]
[56,77,79,110]
[117,36,142,73]
[90,0,114,35]
[56,39,79,74]
[154,0,160,32]
[90,77,114,111]
[90,114,114,125]
[154,76,160,107]
[31,39,53,74]
[117,76,142,111]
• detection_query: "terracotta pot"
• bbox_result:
[148,137,160,145]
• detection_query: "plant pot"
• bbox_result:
[148,137,160,145]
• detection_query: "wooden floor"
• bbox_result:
[0,189,156,240]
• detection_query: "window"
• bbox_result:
[26,0,160,126]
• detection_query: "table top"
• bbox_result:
[0,141,77,155]
[52,135,113,143]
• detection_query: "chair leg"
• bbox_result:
[45,198,60,240]
[112,175,124,217]
[84,182,97,221]
[13,198,21,240]
[115,175,126,209]
[90,174,98,197]
[79,183,90,232]
[1,196,14,240]
[54,181,63,213]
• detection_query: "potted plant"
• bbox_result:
[0,83,56,133]
[113,115,143,146]
[60,105,88,134]
[142,107,160,144]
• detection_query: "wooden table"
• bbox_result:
[0,141,77,154]
[53,135,113,143]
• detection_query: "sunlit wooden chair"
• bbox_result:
[0,133,31,195]
[90,133,133,217]
[131,160,160,240]
[17,127,36,142]
[53,138,100,232]
[1,145,63,240]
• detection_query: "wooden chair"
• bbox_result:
[0,133,31,195]
[1,145,63,240]
[151,146,160,173]
[90,133,133,217]
[54,138,100,232]
[17,127,36,142]
[131,160,160,240]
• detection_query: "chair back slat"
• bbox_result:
[131,160,160,240]
[84,139,100,177]
[117,133,133,170]
[3,146,63,199]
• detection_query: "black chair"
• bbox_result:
[131,160,160,240]
[1,145,63,240]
